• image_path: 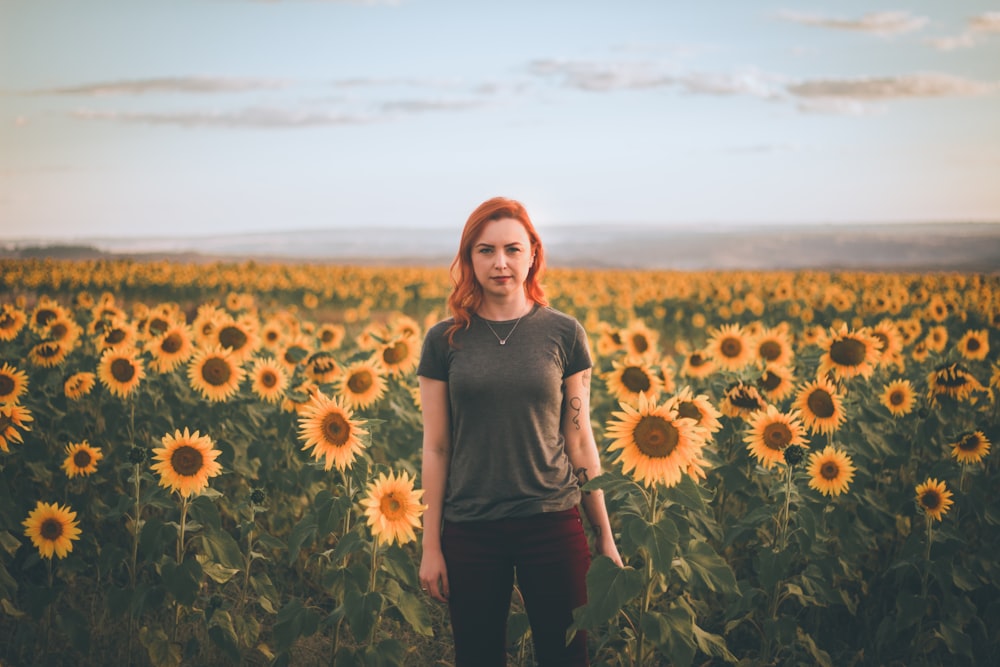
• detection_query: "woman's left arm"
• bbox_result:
[562,368,623,566]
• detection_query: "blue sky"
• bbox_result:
[2,0,999,240]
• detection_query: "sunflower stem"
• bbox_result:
[368,540,381,647]
[776,463,793,552]
[173,494,190,643]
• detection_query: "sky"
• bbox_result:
[1,0,999,241]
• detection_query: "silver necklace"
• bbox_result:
[482,315,524,345]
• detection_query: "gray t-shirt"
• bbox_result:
[417,305,592,522]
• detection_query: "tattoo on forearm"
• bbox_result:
[569,396,582,430]
[575,466,591,494]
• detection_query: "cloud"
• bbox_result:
[31,77,286,96]
[677,70,784,100]
[527,59,675,91]
[379,98,487,113]
[72,107,373,128]
[778,10,928,35]
[928,12,1000,51]
[786,73,996,101]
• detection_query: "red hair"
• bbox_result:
[445,197,548,345]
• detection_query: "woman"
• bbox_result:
[417,196,622,666]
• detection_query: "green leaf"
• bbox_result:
[199,527,246,570]
[331,531,364,563]
[381,544,419,588]
[568,556,644,632]
[139,626,182,667]
[937,620,973,658]
[692,621,737,663]
[198,557,241,585]
[894,592,924,631]
[680,540,738,595]
[665,474,708,513]
[796,627,832,667]
[208,609,242,662]
[633,515,679,575]
[287,512,318,564]
[161,555,202,606]
[345,590,384,643]
[251,571,281,614]
[188,494,222,530]
[0,530,21,557]
[382,579,434,637]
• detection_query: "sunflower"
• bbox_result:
[754,325,795,368]
[603,356,663,404]
[950,431,991,465]
[64,372,97,400]
[679,349,716,380]
[0,304,28,341]
[924,325,948,354]
[43,315,82,349]
[705,323,756,372]
[187,346,244,402]
[869,319,905,370]
[757,363,796,402]
[360,469,427,546]
[62,441,104,478]
[260,318,287,352]
[249,357,289,403]
[389,314,422,340]
[277,333,315,374]
[595,322,624,357]
[317,323,346,351]
[305,351,342,384]
[28,340,70,368]
[378,335,420,377]
[148,324,195,374]
[955,329,989,362]
[0,363,29,405]
[744,405,808,469]
[0,403,34,452]
[663,386,722,435]
[720,381,767,419]
[96,318,139,352]
[191,304,225,348]
[151,428,223,498]
[806,446,856,497]
[297,392,368,471]
[926,362,987,404]
[212,315,260,364]
[22,501,82,559]
[336,359,388,411]
[793,377,846,436]
[620,319,659,358]
[282,379,319,414]
[29,297,70,333]
[925,295,948,323]
[817,325,881,381]
[879,379,916,417]
[97,347,145,399]
[915,478,953,522]
[604,394,706,488]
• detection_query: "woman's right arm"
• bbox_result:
[418,376,451,602]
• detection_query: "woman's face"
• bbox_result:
[471,217,534,300]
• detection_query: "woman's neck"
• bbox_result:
[476,296,533,321]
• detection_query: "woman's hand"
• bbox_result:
[419,548,450,603]
[595,530,624,568]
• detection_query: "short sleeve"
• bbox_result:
[564,319,592,378]
[417,321,451,381]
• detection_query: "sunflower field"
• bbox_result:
[0,257,997,667]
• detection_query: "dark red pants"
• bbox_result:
[441,507,591,667]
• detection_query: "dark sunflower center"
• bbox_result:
[321,330,337,344]
[820,461,839,480]
[106,328,126,345]
[762,423,792,451]
[0,313,14,328]
[829,338,867,366]
[148,317,170,336]
[171,445,204,476]
[161,332,183,354]
[720,337,743,359]
[871,332,888,353]
[383,341,409,365]
[0,414,11,430]
[689,353,706,367]
[889,390,905,406]
[0,375,13,396]
[201,358,232,387]
[266,330,280,343]
[958,435,981,452]
[676,401,702,423]
[110,358,136,383]
[348,371,374,394]
[631,335,649,354]
[37,343,62,359]
[759,371,782,392]
[35,309,57,327]
[49,323,69,340]
[633,415,679,458]
[40,518,63,541]
[935,369,971,388]
[73,450,93,468]
[621,367,652,392]
[807,390,836,419]
[758,340,782,361]
[322,412,350,447]
[260,370,278,388]
[966,338,981,352]
[730,387,763,410]
[219,325,248,351]
[921,490,942,511]
[380,493,403,518]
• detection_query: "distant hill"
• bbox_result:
[2,222,998,272]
